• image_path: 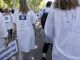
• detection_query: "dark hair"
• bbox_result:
[11,9,14,14]
[19,0,29,14]
[54,0,79,10]
[46,1,52,7]
[4,8,10,13]
[0,8,3,13]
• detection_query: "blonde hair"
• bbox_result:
[19,0,29,14]
[54,0,79,10]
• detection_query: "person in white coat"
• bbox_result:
[3,8,13,38]
[38,1,52,20]
[13,0,38,60]
[45,0,80,60]
[0,12,8,49]
[38,1,53,60]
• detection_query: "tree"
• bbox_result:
[0,0,6,8]
[28,0,42,11]
[3,0,19,8]
[0,0,44,12]
[3,0,13,8]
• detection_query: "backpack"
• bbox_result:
[41,9,48,29]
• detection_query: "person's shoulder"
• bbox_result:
[0,12,4,21]
[0,12,2,15]
[13,10,19,16]
[28,10,34,13]
[76,6,80,15]
[0,12,3,17]
[75,6,80,14]
[76,6,80,10]
[28,10,35,15]
[49,7,55,13]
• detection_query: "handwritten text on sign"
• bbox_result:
[0,40,18,60]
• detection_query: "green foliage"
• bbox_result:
[0,0,43,11]
[3,0,13,8]
[28,0,42,11]
[0,0,1,7]
[0,0,5,8]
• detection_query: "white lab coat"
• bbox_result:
[38,7,52,43]
[0,13,8,49]
[45,7,80,60]
[13,10,38,52]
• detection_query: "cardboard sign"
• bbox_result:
[0,40,18,60]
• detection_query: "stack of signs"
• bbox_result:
[0,40,18,60]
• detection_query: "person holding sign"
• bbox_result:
[13,0,38,60]
[45,0,80,60]
[3,8,13,38]
[0,12,8,49]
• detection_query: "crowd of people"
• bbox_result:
[0,0,80,60]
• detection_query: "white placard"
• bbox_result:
[0,40,18,60]
[5,16,11,23]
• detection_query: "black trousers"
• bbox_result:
[8,29,13,37]
[42,43,53,53]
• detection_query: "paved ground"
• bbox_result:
[30,29,52,60]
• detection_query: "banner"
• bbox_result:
[0,40,18,60]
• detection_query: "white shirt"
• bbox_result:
[13,10,38,30]
[45,7,80,59]
[38,7,51,19]
[0,13,8,38]
[3,13,13,30]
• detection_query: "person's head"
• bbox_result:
[0,8,3,13]
[54,0,79,10]
[4,8,10,13]
[11,9,15,14]
[46,1,52,7]
[19,0,29,14]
